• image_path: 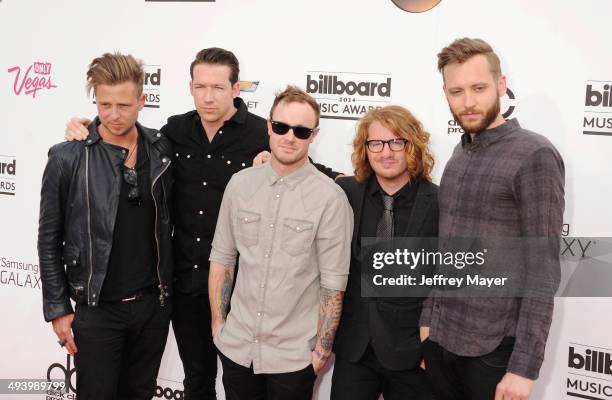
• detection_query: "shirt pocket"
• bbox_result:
[236,210,261,247]
[281,218,314,256]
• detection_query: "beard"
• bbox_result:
[450,96,501,134]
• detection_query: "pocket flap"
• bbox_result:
[283,218,313,233]
[237,210,261,224]
[62,244,80,267]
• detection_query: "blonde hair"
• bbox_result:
[352,106,434,183]
[86,52,144,95]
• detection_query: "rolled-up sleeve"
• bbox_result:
[315,191,353,291]
[209,177,238,268]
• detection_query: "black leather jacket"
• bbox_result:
[38,120,174,322]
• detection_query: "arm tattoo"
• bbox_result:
[217,268,235,320]
[315,287,343,360]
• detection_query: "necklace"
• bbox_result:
[124,140,138,166]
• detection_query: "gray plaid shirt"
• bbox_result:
[420,118,565,379]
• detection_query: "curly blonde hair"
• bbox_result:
[352,106,434,183]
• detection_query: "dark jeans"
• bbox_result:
[331,345,432,400]
[218,350,317,400]
[422,338,515,400]
[171,291,217,399]
[72,292,171,400]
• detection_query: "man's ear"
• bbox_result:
[310,127,320,143]
[232,81,241,98]
[498,74,507,98]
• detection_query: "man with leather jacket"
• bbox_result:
[38,52,174,400]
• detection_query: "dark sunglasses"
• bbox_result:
[270,120,316,140]
[122,167,142,206]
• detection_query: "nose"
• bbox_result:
[380,141,394,156]
[463,91,476,109]
[203,87,214,102]
[109,106,121,120]
[285,128,297,142]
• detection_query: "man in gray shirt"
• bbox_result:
[208,85,353,400]
[419,38,565,400]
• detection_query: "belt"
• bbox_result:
[100,285,158,304]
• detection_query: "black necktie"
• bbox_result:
[376,194,394,238]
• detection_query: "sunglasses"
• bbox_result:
[270,120,316,140]
[122,167,142,206]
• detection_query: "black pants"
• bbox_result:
[331,345,432,400]
[218,350,317,400]
[171,291,217,399]
[72,292,171,400]
[422,338,515,400]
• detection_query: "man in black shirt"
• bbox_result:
[332,106,438,400]
[39,53,174,400]
[66,48,340,399]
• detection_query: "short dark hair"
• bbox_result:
[190,47,240,84]
[269,85,320,128]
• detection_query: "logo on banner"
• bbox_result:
[566,343,612,399]
[583,80,612,137]
[46,354,76,398]
[239,80,260,110]
[447,88,516,135]
[0,256,40,289]
[391,0,441,13]
[155,379,184,399]
[0,155,16,196]
[7,61,58,98]
[306,71,392,121]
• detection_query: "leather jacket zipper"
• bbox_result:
[85,147,95,305]
[151,156,171,306]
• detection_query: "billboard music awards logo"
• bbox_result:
[7,61,58,98]
[155,378,184,400]
[46,354,76,399]
[239,80,260,110]
[391,0,441,13]
[567,343,612,399]
[0,155,16,196]
[447,88,516,135]
[583,80,612,136]
[306,71,392,121]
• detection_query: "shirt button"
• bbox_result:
[199,210,204,215]
[296,227,301,232]
[175,153,179,157]
[269,223,274,228]
[264,253,269,258]
[219,130,223,134]
[257,312,262,317]
[196,237,201,242]
[260,284,265,288]
[242,163,246,167]
[194,265,199,269]
[279,178,284,183]
[187,154,191,159]
[207,154,211,159]
[121,150,127,155]
[203,182,207,186]
[275,194,280,199]
[244,218,249,222]
[227,160,231,165]
[254,339,259,343]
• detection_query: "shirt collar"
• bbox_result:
[266,160,312,190]
[366,174,418,199]
[461,118,521,149]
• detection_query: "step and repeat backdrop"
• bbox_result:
[1,0,611,399]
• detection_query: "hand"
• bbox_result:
[211,318,225,337]
[253,151,271,166]
[311,350,329,375]
[420,326,430,342]
[495,372,534,400]
[52,314,77,355]
[65,117,91,141]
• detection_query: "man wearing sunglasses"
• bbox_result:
[38,52,174,400]
[208,86,353,400]
[331,106,438,400]
[64,48,340,399]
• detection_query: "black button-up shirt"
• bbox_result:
[162,98,340,294]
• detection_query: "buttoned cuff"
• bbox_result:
[507,349,543,380]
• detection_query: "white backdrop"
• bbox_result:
[1,0,612,399]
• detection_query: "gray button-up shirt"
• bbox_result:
[420,118,565,379]
[210,161,353,374]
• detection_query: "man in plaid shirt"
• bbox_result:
[419,38,565,400]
